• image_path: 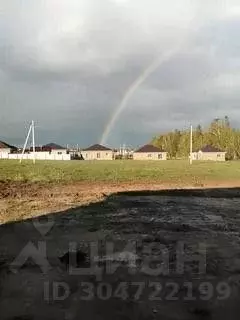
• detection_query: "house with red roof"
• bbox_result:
[81,144,113,160]
[42,143,68,155]
[192,145,226,161]
[133,144,167,160]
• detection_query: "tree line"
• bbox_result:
[152,116,240,160]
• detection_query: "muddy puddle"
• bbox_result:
[1,188,240,319]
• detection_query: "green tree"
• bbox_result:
[152,116,240,160]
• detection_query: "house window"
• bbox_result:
[106,153,108,156]
[97,153,100,159]
[58,152,62,155]
[148,154,152,158]
[217,154,221,158]
[158,154,162,159]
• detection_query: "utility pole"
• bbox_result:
[190,125,193,165]
[32,120,36,164]
[20,121,36,164]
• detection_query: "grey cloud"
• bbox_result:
[195,18,240,58]
[0,0,240,147]
[144,51,218,91]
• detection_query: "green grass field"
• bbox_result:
[1,159,240,184]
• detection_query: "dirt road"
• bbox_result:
[1,180,240,224]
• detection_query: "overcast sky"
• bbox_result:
[1,0,240,147]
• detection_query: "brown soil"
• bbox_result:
[1,180,240,224]
[1,183,240,319]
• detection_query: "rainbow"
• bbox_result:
[100,45,184,145]
[99,0,203,145]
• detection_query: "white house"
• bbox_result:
[42,143,68,155]
[81,144,113,160]
[0,140,17,158]
[192,145,226,161]
[133,144,167,160]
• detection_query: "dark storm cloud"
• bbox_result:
[0,0,240,146]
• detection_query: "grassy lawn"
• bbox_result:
[1,159,240,184]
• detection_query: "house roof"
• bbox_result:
[42,143,65,150]
[83,144,112,151]
[134,144,165,153]
[0,140,17,149]
[199,145,224,153]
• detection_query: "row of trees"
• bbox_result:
[152,116,240,160]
